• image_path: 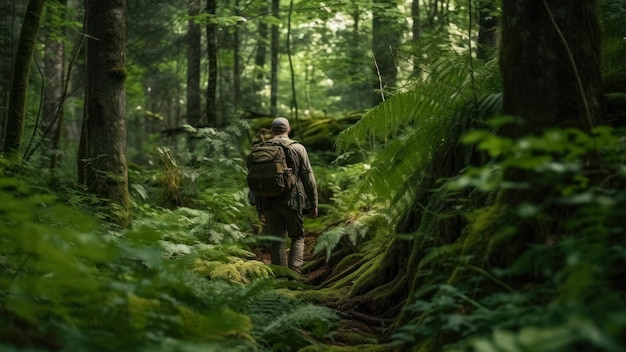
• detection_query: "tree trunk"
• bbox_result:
[206,0,218,127]
[42,0,67,170]
[498,0,603,241]
[286,0,299,130]
[371,0,404,106]
[476,0,498,60]
[3,0,46,161]
[270,0,279,116]
[80,0,130,223]
[500,0,602,136]
[187,0,201,128]
[233,0,242,109]
[253,0,269,112]
[411,0,421,41]
[411,0,421,74]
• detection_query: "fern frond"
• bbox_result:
[313,225,346,261]
[336,49,502,231]
[259,304,338,345]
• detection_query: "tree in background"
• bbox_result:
[187,0,201,129]
[40,0,67,170]
[476,0,498,60]
[78,0,130,221]
[206,0,218,126]
[252,0,270,113]
[270,0,279,116]
[498,0,603,240]
[232,0,242,108]
[3,0,45,161]
[371,0,405,105]
[411,0,420,73]
[500,0,602,136]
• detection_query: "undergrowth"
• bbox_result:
[0,125,339,352]
[391,124,626,351]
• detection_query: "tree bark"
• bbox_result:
[476,0,498,60]
[42,0,67,170]
[411,0,421,41]
[206,0,218,127]
[286,0,298,128]
[252,0,269,111]
[371,0,404,106]
[186,0,201,129]
[270,0,279,116]
[500,0,602,137]
[496,0,603,245]
[80,0,130,221]
[3,0,46,160]
[233,0,242,109]
[411,0,421,74]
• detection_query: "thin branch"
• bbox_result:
[370,50,385,102]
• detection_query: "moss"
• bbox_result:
[108,67,128,80]
[293,285,351,304]
[348,238,409,299]
[329,252,364,278]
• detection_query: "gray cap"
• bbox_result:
[271,117,290,133]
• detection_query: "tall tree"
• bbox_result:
[498,0,603,238]
[187,0,201,128]
[476,0,498,60]
[79,0,130,220]
[286,0,298,123]
[3,0,46,160]
[270,0,279,115]
[371,0,405,106]
[233,0,242,108]
[41,0,67,170]
[411,0,421,73]
[411,0,421,41]
[252,0,269,112]
[500,0,602,137]
[206,0,218,127]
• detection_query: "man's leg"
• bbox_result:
[288,236,305,273]
[263,209,287,266]
[285,210,305,273]
[270,237,286,266]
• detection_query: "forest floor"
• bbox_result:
[251,233,389,349]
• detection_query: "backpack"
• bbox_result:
[246,140,298,198]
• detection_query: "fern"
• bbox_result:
[336,47,502,229]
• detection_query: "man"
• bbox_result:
[253,117,318,273]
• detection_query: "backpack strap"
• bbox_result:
[268,139,298,171]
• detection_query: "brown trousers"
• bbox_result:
[262,205,305,273]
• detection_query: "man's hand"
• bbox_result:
[258,212,266,222]
[308,207,318,218]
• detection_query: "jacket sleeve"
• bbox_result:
[293,144,318,209]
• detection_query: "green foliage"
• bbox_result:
[0,158,337,351]
[336,42,501,225]
[392,125,626,351]
[313,210,391,262]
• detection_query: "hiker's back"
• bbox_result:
[246,139,298,198]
